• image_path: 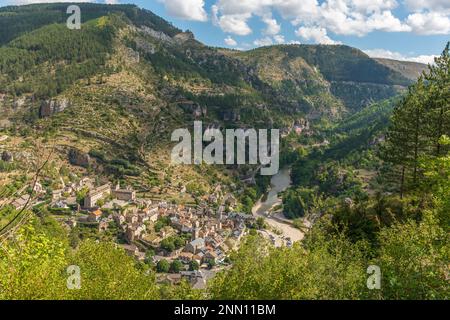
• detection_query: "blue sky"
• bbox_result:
[2,0,449,63]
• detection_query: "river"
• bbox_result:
[252,167,305,244]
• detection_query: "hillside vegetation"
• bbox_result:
[0,3,447,300]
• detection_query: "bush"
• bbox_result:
[156,259,170,273]
[189,260,199,271]
[169,260,183,273]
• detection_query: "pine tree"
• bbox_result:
[424,42,450,156]
[381,95,415,197]
[382,43,450,195]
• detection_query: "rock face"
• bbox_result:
[140,26,173,44]
[124,47,140,63]
[39,99,70,118]
[136,38,156,54]
[68,148,91,168]
[1,151,13,162]
[178,101,206,118]
[12,97,26,109]
[173,31,195,43]
[221,110,240,122]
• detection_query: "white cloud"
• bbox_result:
[253,37,274,46]
[317,2,409,36]
[295,26,341,44]
[7,0,89,3]
[366,10,411,32]
[216,13,253,35]
[212,5,252,35]
[404,0,450,13]
[275,0,320,20]
[252,34,286,47]
[351,0,398,14]
[211,0,450,38]
[364,48,438,64]
[273,34,285,44]
[159,0,208,22]
[224,36,237,46]
[406,12,450,35]
[262,15,281,35]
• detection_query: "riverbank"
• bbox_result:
[252,168,305,244]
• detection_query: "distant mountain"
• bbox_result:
[225,44,413,112]
[374,58,428,81]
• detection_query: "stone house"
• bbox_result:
[185,238,205,254]
[112,183,136,201]
[88,209,102,222]
[84,184,111,208]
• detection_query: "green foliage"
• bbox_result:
[0,159,17,172]
[0,217,164,299]
[0,3,181,46]
[277,44,411,86]
[154,216,171,232]
[189,260,199,271]
[0,18,115,97]
[160,235,185,252]
[381,43,450,196]
[67,240,159,299]
[156,259,170,273]
[186,181,207,197]
[255,217,266,230]
[208,234,368,299]
[375,213,449,299]
[169,260,183,273]
[283,187,316,218]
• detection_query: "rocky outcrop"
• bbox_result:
[39,99,70,118]
[136,38,156,55]
[221,110,240,122]
[140,26,174,44]
[1,150,13,162]
[124,47,140,63]
[0,119,11,130]
[173,31,195,44]
[68,148,91,168]
[12,97,26,109]
[178,101,206,118]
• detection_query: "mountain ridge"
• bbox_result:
[0,3,421,197]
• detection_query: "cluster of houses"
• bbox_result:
[4,168,255,288]
[114,201,251,268]
[45,176,253,279]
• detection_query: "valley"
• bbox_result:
[0,3,448,301]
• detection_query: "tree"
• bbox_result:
[0,220,160,299]
[144,249,155,264]
[189,260,199,271]
[375,213,449,299]
[67,240,159,299]
[169,260,183,273]
[207,234,368,299]
[156,259,170,273]
[160,238,176,252]
[255,217,266,230]
[381,42,450,196]
[205,258,216,270]
[424,42,450,157]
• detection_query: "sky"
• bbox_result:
[1,0,449,64]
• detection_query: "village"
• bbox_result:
[8,172,254,289]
